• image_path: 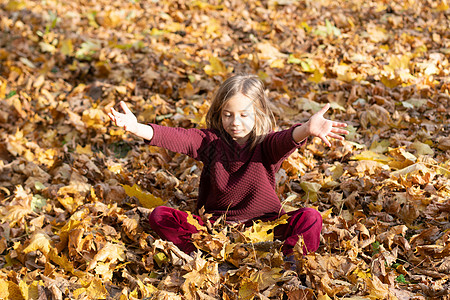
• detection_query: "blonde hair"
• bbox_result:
[206,74,276,149]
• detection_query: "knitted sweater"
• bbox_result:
[147,123,304,222]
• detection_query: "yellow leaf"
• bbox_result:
[115,86,127,95]
[436,0,449,11]
[335,63,362,82]
[74,278,108,299]
[23,231,52,256]
[366,276,397,300]
[296,98,323,113]
[76,144,94,156]
[86,242,126,271]
[204,56,231,77]
[308,69,324,83]
[254,267,283,290]
[300,181,322,202]
[186,211,206,231]
[380,76,402,88]
[39,42,56,54]
[317,292,332,300]
[122,184,166,209]
[5,280,24,300]
[36,148,57,168]
[437,162,450,178]
[350,150,392,164]
[0,78,6,99]
[1,205,33,227]
[242,215,288,243]
[109,128,126,136]
[353,267,372,279]
[411,141,434,156]
[353,160,384,175]
[391,163,435,185]
[188,101,209,128]
[108,164,123,174]
[329,163,344,180]
[96,11,122,28]
[321,208,333,219]
[239,278,259,300]
[57,219,82,250]
[0,279,9,299]
[381,54,415,87]
[82,108,108,129]
[255,42,287,60]
[19,280,41,300]
[154,252,168,268]
[5,0,27,11]
[270,58,285,69]
[57,195,83,213]
[369,140,390,153]
[48,248,86,277]
[136,278,158,298]
[60,39,73,56]
[367,25,388,43]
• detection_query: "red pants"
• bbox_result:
[148,206,322,255]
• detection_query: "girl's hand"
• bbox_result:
[108,101,138,134]
[307,103,349,147]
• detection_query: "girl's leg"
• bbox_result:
[274,207,323,255]
[148,206,203,254]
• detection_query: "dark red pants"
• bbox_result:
[148,206,322,255]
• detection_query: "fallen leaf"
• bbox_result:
[122,184,166,209]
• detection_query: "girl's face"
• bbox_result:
[221,93,256,145]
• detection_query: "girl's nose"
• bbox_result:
[231,116,241,126]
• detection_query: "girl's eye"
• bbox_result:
[241,114,248,117]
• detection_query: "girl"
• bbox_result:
[108,74,348,256]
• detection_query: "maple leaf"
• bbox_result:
[300,181,322,202]
[242,215,288,244]
[366,276,398,300]
[181,253,220,299]
[23,231,52,256]
[73,278,108,299]
[204,56,232,77]
[122,184,166,209]
[86,242,126,271]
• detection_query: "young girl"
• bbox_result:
[108,74,348,256]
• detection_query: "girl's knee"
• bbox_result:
[295,207,322,223]
[148,206,172,226]
[305,207,322,222]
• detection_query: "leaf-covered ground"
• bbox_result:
[1,0,449,299]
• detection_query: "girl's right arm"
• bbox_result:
[108,101,211,160]
[108,101,154,141]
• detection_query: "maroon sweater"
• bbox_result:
[147,124,304,222]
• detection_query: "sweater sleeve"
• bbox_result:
[262,123,306,165]
[145,124,213,161]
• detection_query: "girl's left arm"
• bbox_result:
[292,103,348,147]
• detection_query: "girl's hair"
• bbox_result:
[206,74,276,149]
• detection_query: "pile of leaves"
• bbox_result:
[0,0,449,298]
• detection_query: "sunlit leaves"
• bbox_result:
[0,0,449,298]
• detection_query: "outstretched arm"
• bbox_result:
[293,103,348,147]
[108,101,154,141]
